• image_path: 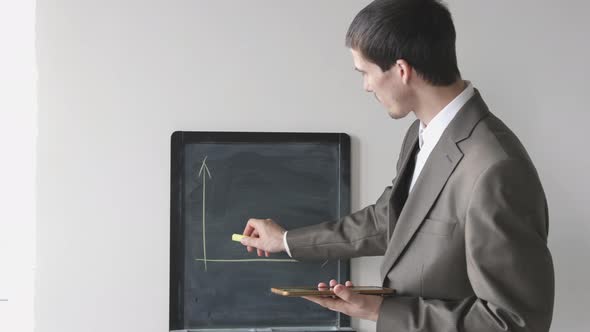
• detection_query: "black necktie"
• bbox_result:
[392,142,420,216]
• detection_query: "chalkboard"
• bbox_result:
[170,132,351,331]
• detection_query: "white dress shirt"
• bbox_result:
[284,82,475,257]
[283,231,292,257]
[409,82,474,192]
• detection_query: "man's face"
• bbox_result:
[350,49,413,119]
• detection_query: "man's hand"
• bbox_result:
[240,218,286,257]
[302,279,383,322]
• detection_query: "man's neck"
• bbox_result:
[413,79,467,127]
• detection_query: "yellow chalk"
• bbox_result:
[232,234,248,242]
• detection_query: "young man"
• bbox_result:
[240,0,555,331]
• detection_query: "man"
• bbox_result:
[240,0,555,331]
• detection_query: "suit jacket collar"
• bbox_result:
[380,89,491,283]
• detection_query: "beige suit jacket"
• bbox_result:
[286,91,555,331]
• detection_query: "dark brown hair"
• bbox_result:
[346,0,461,86]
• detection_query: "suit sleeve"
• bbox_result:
[286,184,393,260]
[376,158,554,332]
[285,126,419,261]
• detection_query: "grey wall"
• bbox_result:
[36,1,590,331]
[453,2,590,330]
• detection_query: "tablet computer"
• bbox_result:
[271,286,395,297]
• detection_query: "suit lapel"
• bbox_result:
[380,90,491,283]
[380,137,462,282]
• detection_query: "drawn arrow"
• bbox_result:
[198,156,212,271]
[193,156,297,267]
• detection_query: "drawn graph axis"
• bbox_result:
[196,156,297,270]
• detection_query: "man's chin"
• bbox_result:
[387,109,408,120]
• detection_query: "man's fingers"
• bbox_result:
[302,296,338,309]
[241,218,281,257]
[243,218,267,236]
[243,225,254,237]
[242,220,257,237]
[240,235,259,249]
[317,280,350,290]
[240,236,269,257]
[242,220,256,253]
[333,284,363,306]
[302,295,349,314]
[251,229,263,256]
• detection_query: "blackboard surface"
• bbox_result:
[170,132,351,331]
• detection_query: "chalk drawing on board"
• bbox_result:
[195,156,297,272]
[198,156,212,271]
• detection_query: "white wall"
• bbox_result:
[0,1,37,331]
[36,1,590,332]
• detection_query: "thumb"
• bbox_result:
[240,236,259,248]
[333,284,363,306]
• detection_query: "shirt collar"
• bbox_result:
[418,81,475,149]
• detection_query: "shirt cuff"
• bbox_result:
[283,231,292,257]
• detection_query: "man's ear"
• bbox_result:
[394,59,412,85]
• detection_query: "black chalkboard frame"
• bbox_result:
[169,131,352,331]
